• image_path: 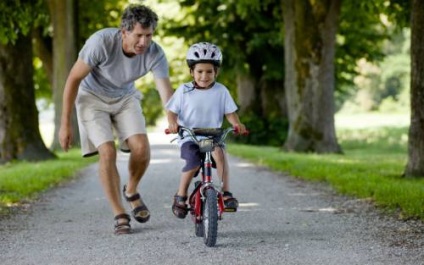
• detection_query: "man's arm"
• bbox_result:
[59,59,92,151]
[155,77,177,132]
[154,77,173,106]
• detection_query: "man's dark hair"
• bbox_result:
[121,4,158,31]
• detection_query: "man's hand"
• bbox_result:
[59,124,73,152]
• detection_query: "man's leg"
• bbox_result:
[121,134,151,223]
[124,134,150,194]
[97,141,126,216]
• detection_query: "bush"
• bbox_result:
[229,112,288,146]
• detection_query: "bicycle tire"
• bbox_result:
[203,188,218,247]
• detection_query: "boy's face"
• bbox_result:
[191,63,218,88]
[121,23,154,56]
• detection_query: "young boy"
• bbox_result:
[166,42,247,219]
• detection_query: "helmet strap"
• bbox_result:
[193,81,215,90]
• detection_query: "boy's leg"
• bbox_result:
[212,147,238,210]
[179,141,202,195]
[177,167,199,197]
[172,167,199,219]
[212,147,230,191]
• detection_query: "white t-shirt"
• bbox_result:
[78,28,169,98]
[166,82,238,144]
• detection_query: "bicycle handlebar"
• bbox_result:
[165,126,248,145]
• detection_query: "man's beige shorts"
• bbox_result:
[76,89,146,157]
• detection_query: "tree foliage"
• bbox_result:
[161,0,283,82]
[0,0,49,45]
[0,0,415,155]
[157,0,286,145]
[0,0,55,162]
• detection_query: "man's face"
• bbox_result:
[122,23,154,56]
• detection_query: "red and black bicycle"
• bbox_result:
[166,126,244,247]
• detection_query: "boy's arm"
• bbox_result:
[167,110,179,133]
[225,112,247,134]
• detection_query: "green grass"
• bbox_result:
[0,149,96,211]
[228,125,424,220]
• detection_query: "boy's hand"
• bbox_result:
[234,123,248,135]
[167,122,179,134]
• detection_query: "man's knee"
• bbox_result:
[98,142,117,161]
[128,134,149,149]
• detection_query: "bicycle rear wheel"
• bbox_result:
[203,188,218,247]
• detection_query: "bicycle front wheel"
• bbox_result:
[203,188,218,247]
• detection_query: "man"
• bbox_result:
[59,4,173,235]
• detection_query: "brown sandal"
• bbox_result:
[123,185,150,223]
[223,191,239,212]
[114,213,131,235]
[172,194,188,219]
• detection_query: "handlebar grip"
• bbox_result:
[165,125,182,135]
[233,126,249,136]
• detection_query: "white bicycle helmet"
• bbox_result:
[186,42,222,68]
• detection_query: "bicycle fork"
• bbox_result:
[200,152,225,219]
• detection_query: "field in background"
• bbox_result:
[39,107,54,148]
[38,111,411,148]
[335,112,410,129]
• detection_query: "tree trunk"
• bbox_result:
[48,0,80,150]
[236,73,256,113]
[282,0,342,153]
[237,74,286,117]
[0,33,56,162]
[260,78,287,120]
[404,0,424,178]
[33,27,53,85]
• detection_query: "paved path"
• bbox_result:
[0,132,423,265]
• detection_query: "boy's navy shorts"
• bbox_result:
[180,141,202,172]
[180,141,217,172]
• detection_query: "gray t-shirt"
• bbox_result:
[165,82,238,144]
[79,28,169,98]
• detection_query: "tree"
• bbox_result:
[0,0,55,162]
[47,0,80,151]
[404,0,424,177]
[282,0,342,153]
